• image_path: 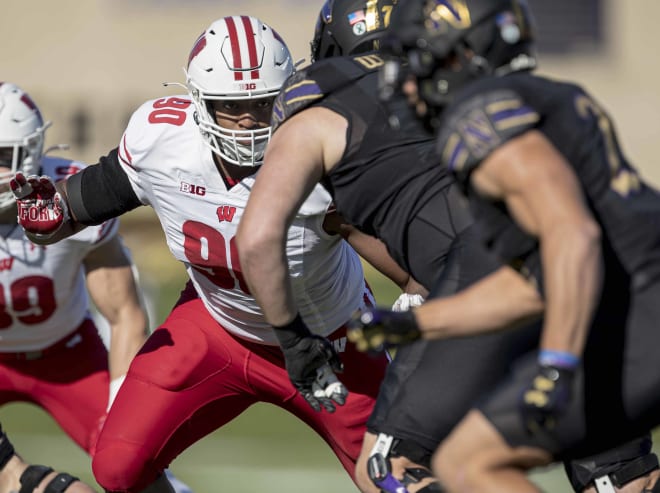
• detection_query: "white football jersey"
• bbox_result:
[0,156,119,352]
[117,95,366,344]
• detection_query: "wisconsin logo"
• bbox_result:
[0,258,13,272]
[217,205,236,223]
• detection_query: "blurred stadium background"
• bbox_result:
[1,0,659,491]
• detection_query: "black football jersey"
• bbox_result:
[273,54,456,281]
[436,72,660,288]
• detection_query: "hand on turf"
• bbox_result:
[282,334,347,413]
[10,172,69,238]
[520,364,575,434]
[347,307,421,353]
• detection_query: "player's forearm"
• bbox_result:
[539,220,602,356]
[239,232,298,327]
[414,266,544,338]
[343,226,418,292]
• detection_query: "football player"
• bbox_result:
[236,2,510,492]
[8,16,408,493]
[351,0,660,492]
[236,1,660,493]
[0,81,159,492]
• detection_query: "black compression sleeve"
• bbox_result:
[67,148,143,225]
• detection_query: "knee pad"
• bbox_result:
[19,465,78,493]
[565,435,659,492]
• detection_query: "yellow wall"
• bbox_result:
[1,0,659,183]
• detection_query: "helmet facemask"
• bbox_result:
[188,87,275,167]
[185,16,294,168]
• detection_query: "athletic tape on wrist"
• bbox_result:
[539,349,579,369]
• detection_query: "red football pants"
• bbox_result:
[0,319,109,452]
[93,286,388,492]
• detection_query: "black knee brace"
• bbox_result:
[19,465,78,493]
[565,435,659,492]
[368,433,446,493]
[44,473,79,493]
[401,467,445,492]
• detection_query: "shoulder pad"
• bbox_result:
[437,84,540,185]
[272,54,384,132]
[118,95,193,167]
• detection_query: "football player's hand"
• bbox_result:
[10,172,69,237]
[347,307,421,353]
[281,334,347,413]
[520,363,576,435]
[391,292,425,312]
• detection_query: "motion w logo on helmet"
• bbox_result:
[426,0,472,30]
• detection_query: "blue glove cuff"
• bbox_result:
[539,349,579,370]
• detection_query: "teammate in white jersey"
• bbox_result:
[8,16,419,493]
[0,82,147,492]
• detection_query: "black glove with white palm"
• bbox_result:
[274,314,347,413]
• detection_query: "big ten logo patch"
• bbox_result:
[180,181,206,196]
[333,336,347,354]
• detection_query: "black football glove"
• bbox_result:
[347,307,421,353]
[520,364,576,435]
[274,314,347,413]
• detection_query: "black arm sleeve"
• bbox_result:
[66,148,143,225]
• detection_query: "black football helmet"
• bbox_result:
[387,0,537,109]
[311,0,400,61]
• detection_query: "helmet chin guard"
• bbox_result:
[185,16,295,167]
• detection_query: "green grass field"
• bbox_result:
[0,223,581,491]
